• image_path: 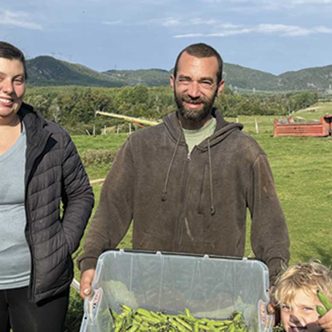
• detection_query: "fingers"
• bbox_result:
[319,309,332,332]
[267,303,276,314]
[80,268,96,299]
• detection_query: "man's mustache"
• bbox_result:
[182,97,205,104]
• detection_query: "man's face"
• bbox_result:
[280,289,321,332]
[170,52,224,128]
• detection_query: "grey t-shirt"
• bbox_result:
[0,126,30,289]
[182,117,217,156]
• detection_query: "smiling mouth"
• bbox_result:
[183,99,203,108]
[0,97,14,106]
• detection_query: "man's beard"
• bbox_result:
[174,89,217,122]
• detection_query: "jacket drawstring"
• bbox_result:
[207,139,216,215]
[161,133,181,201]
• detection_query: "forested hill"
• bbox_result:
[26,55,332,92]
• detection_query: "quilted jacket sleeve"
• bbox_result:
[61,133,94,254]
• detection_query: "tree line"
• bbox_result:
[24,85,319,134]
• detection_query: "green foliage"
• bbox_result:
[24,86,321,135]
[64,290,84,332]
[80,149,115,166]
[287,91,319,111]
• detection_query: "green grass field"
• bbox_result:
[66,101,332,331]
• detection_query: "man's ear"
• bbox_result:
[217,80,225,96]
[170,75,175,89]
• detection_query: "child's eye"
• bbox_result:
[303,306,314,312]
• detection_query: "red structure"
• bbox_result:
[273,114,332,137]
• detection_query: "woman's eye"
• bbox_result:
[14,77,25,85]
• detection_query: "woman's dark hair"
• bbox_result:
[173,43,223,84]
[0,41,27,79]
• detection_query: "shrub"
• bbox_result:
[81,149,115,166]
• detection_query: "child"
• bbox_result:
[272,261,332,332]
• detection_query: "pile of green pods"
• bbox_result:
[111,305,249,331]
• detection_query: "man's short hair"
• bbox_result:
[173,43,223,84]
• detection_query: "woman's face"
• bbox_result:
[0,57,26,121]
[280,289,321,331]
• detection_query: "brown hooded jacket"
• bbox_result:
[78,109,289,284]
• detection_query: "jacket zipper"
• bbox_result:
[174,145,192,248]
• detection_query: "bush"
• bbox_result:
[65,290,84,332]
[81,149,116,166]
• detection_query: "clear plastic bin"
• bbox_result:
[80,250,274,332]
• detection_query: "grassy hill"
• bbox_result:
[103,68,171,86]
[223,63,279,91]
[279,64,332,91]
[27,56,123,87]
[26,55,332,92]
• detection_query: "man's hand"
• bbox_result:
[319,309,332,332]
[80,268,96,299]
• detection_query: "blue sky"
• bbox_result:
[1,0,332,75]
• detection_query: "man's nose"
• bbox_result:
[187,81,201,98]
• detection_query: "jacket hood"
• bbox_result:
[161,108,243,215]
[17,103,48,143]
[163,108,243,150]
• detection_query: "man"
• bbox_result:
[79,43,290,298]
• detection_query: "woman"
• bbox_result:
[0,41,94,332]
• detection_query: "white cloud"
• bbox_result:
[256,24,310,36]
[102,20,123,25]
[0,10,42,30]
[174,22,332,38]
[200,0,332,11]
[289,0,332,4]
[161,17,181,27]
[255,23,332,36]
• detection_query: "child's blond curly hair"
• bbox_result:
[273,261,332,306]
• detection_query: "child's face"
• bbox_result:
[280,289,321,331]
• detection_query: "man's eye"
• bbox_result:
[200,80,214,88]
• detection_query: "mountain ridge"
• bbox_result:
[26,55,332,92]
